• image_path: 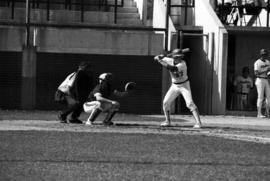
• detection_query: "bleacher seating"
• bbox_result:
[215,0,268,26]
[0,0,143,26]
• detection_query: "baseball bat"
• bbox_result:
[181,48,190,53]
[166,48,190,57]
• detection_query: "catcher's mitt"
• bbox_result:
[125,82,136,92]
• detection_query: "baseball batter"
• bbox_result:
[254,49,270,118]
[154,49,202,128]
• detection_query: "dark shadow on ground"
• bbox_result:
[1,158,270,167]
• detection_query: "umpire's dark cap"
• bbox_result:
[79,61,91,69]
[260,49,268,55]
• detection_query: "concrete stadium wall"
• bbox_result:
[0,51,22,109]
[0,27,25,52]
[0,51,164,113]
[37,28,163,55]
[0,26,164,113]
[0,1,164,113]
[195,0,228,115]
[0,26,163,56]
[35,53,162,114]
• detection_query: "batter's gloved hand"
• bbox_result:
[125,82,136,92]
[154,54,165,62]
[158,54,165,59]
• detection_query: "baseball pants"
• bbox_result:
[163,81,197,112]
[255,78,270,108]
[83,100,120,113]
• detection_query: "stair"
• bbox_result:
[108,0,141,25]
[0,0,143,26]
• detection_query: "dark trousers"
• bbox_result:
[61,95,83,119]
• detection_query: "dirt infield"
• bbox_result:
[1,110,270,144]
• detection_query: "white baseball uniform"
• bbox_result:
[254,58,270,108]
[161,57,197,112]
[234,75,253,94]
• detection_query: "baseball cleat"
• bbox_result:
[85,121,93,126]
[193,124,202,129]
[160,120,171,127]
[58,114,67,123]
[257,114,266,118]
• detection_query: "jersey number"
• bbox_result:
[174,71,183,78]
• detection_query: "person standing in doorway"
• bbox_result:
[233,66,253,110]
[254,49,270,118]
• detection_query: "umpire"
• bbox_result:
[57,61,94,123]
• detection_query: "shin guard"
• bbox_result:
[89,109,101,122]
[103,111,117,123]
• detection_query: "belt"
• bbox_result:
[236,92,248,95]
[173,79,189,85]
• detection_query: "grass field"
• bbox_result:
[1,131,270,181]
[1,110,270,180]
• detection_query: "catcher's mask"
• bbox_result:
[99,73,113,84]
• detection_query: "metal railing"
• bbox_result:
[216,0,270,27]
[1,0,124,23]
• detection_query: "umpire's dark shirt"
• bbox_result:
[71,69,93,103]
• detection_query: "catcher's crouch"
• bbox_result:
[154,48,202,128]
[83,73,135,125]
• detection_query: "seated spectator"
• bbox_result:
[233,0,245,25]
[243,0,263,15]
[233,66,254,110]
[216,0,233,24]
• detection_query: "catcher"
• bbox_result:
[154,48,202,128]
[83,73,135,125]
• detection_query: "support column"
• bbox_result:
[21,46,37,109]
